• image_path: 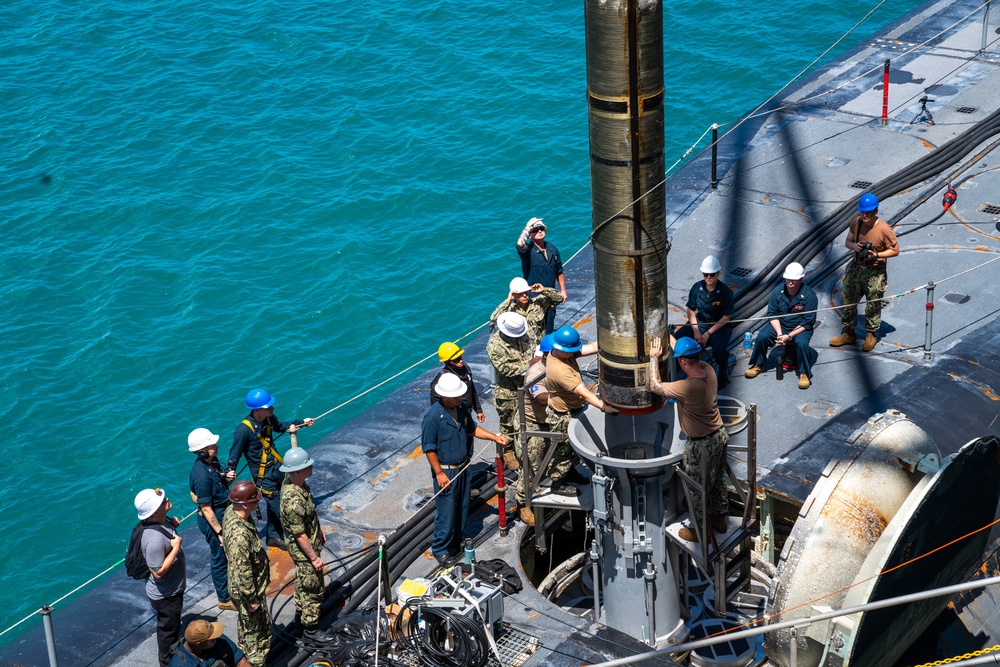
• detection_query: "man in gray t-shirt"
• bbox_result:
[134,488,187,667]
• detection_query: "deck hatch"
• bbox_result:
[729,266,753,278]
[982,204,1000,215]
[956,106,977,114]
[850,180,873,189]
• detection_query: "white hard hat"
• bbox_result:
[436,373,468,398]
[134,488,166,520]
[497,312,528,338]
[188,427,220,452]
[783,262,806,280]
[700,255,722,274]
[509,277,531,294]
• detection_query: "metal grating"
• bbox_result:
[850,180,873,189]
[957,106,977,114]
[488,626,541,667]
[982,204,1000,215]
[729,266,752,278]
[396,626,541,667]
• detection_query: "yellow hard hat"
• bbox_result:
[438,342,464,363]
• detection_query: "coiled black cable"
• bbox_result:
[395,597,490,667]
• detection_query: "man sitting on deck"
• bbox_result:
[743,262,818,390]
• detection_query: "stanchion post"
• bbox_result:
[982,0,992,56]
[710,124,719,190]
[41,605,59,667]
[881,59,891,126]
[924,281,935,361]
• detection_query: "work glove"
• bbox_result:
[601,404,620,416]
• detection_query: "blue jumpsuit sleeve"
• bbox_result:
[686,283,699,312]
[228,425,251,472]
[802,289,818,330]
[720,284,735,318]
[766,287,783,317]
[552,243,564,276]
[421,410,440,454]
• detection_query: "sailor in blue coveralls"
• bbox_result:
[516,217,567,334]
[421,373,507,565]
[227,389,314,548]
[744,262,819,390]
[188,428,236,610]
[673,255,735,388]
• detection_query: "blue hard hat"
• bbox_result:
[245,388,275,410]
[857,193,879,212]
[552,326,582,353]
[674,337,703,358]
[539,334,555,354]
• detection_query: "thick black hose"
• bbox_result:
[729,105,1000,326]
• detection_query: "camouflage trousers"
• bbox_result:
[293,559,324,627]
[494,388,517,438]
[545,407,580,483]
[840,263,888,334]
[512,411,549,505]
[682,427,730,522]
[235,600,271,667]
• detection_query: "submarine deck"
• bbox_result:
[2,0,1000,664]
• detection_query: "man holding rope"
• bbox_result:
[422,373,507,566]
[830,193,899,352]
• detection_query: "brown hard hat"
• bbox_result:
[228,480,262,504]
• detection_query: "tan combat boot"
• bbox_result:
[678,526,698,542]
[518,505,535,527]
[829,331,857,347]
[798,374,811,389]
[502,448,520,471]
[862,332,878,352]
[744,365,765,379]
[710,514,728,533]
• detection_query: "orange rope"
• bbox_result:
[700,515,1000,641]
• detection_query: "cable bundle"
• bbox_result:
[394,598,490,667]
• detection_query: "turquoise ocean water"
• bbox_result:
[0,0,925,638]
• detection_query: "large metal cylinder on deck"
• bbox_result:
[569,404,687,646]
[586,0,669,411]
[765,411,940,667]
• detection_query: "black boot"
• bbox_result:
[303,625,333,643]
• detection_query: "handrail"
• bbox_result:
[587,573,1000,667]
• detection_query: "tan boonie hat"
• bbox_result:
[185,619,224,644]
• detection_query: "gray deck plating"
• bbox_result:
[2,0,999,664]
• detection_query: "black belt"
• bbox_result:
[439,460,469,470]
[690,426,724,441]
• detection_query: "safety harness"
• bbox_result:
[243,419,284,496]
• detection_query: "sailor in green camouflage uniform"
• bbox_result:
[490,277,564,347]
[222,481,272,667]
[513,334,556,526]
[278,447,332,643]
[486,311,534,469]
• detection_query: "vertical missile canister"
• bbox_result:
[585,0,668,412]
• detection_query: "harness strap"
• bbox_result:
[242,419,284,480]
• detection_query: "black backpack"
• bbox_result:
[124,522,171,580]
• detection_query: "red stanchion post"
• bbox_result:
[882,59,891,126]
[495,452,507,534]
